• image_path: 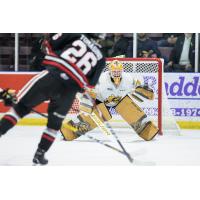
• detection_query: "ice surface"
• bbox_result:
[0,126,200,166]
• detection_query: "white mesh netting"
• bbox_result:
[105,60,159,73]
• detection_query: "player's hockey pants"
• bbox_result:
[13,70,80,131]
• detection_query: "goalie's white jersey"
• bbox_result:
[95,71,135,107]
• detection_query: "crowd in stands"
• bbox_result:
[0,33,198,72]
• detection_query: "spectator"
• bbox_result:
[0,34,15,71]
[137,33,161,58]
[109,33,129,57]
[157,33,183,47]
[127,33,161,58]
[98,34,115,57]
[165,33,195,72]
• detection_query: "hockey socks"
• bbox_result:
[0,114,18,136]
[33,128,58,165]
[38,128,58,152]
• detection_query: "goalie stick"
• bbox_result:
[30,108,134,162]
[83,92,133,163]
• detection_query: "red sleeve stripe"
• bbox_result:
[17,70,49,101]
[46,55,88,83]
[3,115,17,125]
[42,133,55,142]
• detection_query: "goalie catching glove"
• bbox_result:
[0,88,17,106]
[134,84,154,100]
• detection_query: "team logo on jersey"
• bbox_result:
[104,95,121,104]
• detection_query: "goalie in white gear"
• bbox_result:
[61,60,159,141]
[95,60,134,106]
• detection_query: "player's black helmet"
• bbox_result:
[87,33,106,40]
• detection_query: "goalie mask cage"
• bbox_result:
[70,57,180,135]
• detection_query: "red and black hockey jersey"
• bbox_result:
[42,33,105,89]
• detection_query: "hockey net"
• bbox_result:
[70,57,180,135]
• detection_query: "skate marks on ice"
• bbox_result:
[0,126,156,166]
[129,148,156,166]
[0,154,33,166]
[0,148,155,166]
[0,126,42,166]
[132,159,156,166]
[3,126,200,166]
[64,129,156,165]
[73,138,156,166]
[69,130,157,165]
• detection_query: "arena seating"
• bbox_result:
[0,33,174,71]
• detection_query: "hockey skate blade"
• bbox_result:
[32,163,38,166]
[32,162,47,166]
[32,162,41,166]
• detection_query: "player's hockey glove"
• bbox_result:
[0,88,17,106]
[135,84,154,100]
